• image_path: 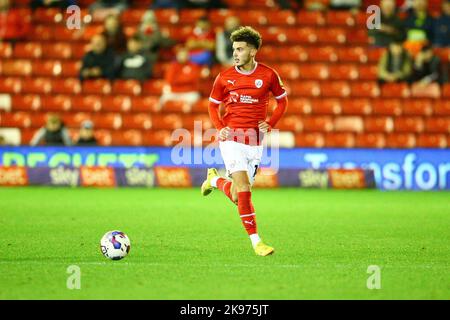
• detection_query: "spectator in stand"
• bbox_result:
[378,38,413,84]
[31,0,76,11]
[89,0,128,12]
[186,16,216,66]
[102,13,127,54]
[329,0,361,11]
[117,35,153,81]
[433,0,450,47]
[410,43,444,85]
[80,33,117,81]
[76,120,97,146]
[159,46,201,108]
[403,0,435,54]
[30,114,72,146]
[216,16,240,66]
[0,0,30,42]
[368,0,406,47]
[136,10,176,66]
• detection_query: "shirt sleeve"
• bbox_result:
[209,73,225,104]
[270,69,287,100]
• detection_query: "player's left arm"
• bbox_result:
[260,70,288,132]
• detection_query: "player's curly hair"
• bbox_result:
[230,26,262,50]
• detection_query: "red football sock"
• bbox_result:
[237,191,257,235]
[217,177,235,204]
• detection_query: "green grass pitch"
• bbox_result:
[1,187,449,299]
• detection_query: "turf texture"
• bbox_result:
[0,187,449,299]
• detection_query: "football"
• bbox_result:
[100,231,131,260]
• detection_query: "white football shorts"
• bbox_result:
[219,140,263,185]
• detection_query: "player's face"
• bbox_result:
[232,42,256,67]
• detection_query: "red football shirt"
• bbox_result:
[209,62,287,131]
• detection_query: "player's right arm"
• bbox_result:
[208,74,230,140]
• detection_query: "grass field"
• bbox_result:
[0,187,449,300]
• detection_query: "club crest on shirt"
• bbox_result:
[255,79,263,88]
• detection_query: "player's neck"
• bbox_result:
[239,59,257,72]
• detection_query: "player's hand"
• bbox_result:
[219,127,231,141]
[258,121,271,133]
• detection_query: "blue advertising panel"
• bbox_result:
[0,146,449,190]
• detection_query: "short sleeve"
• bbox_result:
[209,74,225,104]
[270,69,287,100]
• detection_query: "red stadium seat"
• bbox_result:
[0,112,32,128]
[269,10,297,26]
[28,25,53,41]
[237,10,268,26]
[257,46,279,62]
[259,27,288,45]
[334,116,364,133]
[324,133,355,147]
[385,133,416,148]
[91,113,122,130]
[179,9,207,24]
[163,100,192,113]
[336,46,368,63]
[364,117,394,133]
[142,80,164,95]
[42,42,73,59]
[367,47,385,63]
[61,112,91,128]
[60,61,81,78]
[122,114,152,130]
[290,81,321,97]
[20,129,37,145]
[71,43,89,60]
[301,116,334,132]
[121,9,146,25]
[95,129,112,146]
[112,80,142,96]
[32,61,62,77]
[326,11,355,27]
[372,99,402,116]
[328,64,358,80]
[111,130,143,146]
[340,99,372,115]
[411,83,441,98]
[321,81,351,98]
[434,101,450,115]
[416,134,447,148]
[350,81,380,98]
[0,78,22,94]
[310,99,341,115]
[53,25,83,41]
[295,132,325,147]
[14,43,42,59]
[285,28,318,44]
[11,95,41,112]
[287,98,312,114]
[102,96,132,112]
[52,78,81,94]
[21,78,52,94]
[33,8,60,24]
[191,98,209,113]
[130,96,160,113]
[394,117,425,133]
[182,114,213,130]
[82,79,112,95]
[40,95,72,112]
[402,99,433,116]
[283,46,309,62]
[0,42,12,58]
[381,83,410,98]
[358,64,378,80]
[208,9,237,26]
[142,130,173,146]
[355,133,386,148]
[316,28,346,45]
[298,64,329,80]
[277,115,303,132]
[346,29,369,45]
[443,84,450,98]
[296,11,325,26]
[424,118,450,134]
[151,114,183,130]
[306,46,338,62]
[71,95,102,112]
[82,25,104,41]
[154,9,179,25]
[1,60,32,77]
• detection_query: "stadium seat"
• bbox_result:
[94,129,112,146]
[364,117,394,133]
[0,112,32,128]
[259,27,288,45]
[358,64,378,80]
[286,28,318,44]
[40,95,72,112]
[71,43,89,60]
[151,114,183,130]
[289,81,321,97]
[346,29,369,45]
[20,129,36,145]
[21,78,52,94]
[441,84,450,98]
[416,134,447,148]
[336,46,368,63]
[287,98,312,114]
[42,42,73,59]
[367,47,385,63]
[434,101,450,116]
[326,11,355,27]
[350,81,380,98]
[310,99,341,114]
[28,113,47,128]
[130,96,161,113]
[276,63,300,80]
[333,116,364,133]
[121,9,146,25]
[306,46,338,62]
[394,117,424,133]
[316,28,346,45]
[112,80,142,96]
[91,113,122,130]
[60,61,81,78]
[182,114,213,131]
[257,46,279,62]
[380,83,410,98]
[111,130,143,146]
[53,25,83,41]
[424,118,450,134]
[0,78,22,94]
[82,79,112,95]
[101,96,132,112]
[355,133,386,148]
[268,10,296,26]
[385,133,416,148]
[11,95,41,112]
[402,99,433,116]
[296,11,325,26]
[328,64,358,80]
[191,99,209,114]
[122,114,152,130]
[1,60,32,77]
[28,25,53,41]
[71,95,102,112]
[82,25,104,41]
[324,133,355,147]
[340,99,372,115]
[209,9,237,26]
[0,42,12,58]
[283,46,309,62]
[298,64,329,80]
[237,10,268,26]
[411,83,441,98]
[153,9,179,25]
[372,99,402,116]
[52,78,81,95]
[295,132,325,147]
[14,43,42,59]
[142,80,164,95]
[277,115,303,132]
[32,61,62,77]
[33,8,60,24]
[162,100,192,113]
[142,130,173,146]
[301,116,334,132]
[320,81,351,98]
